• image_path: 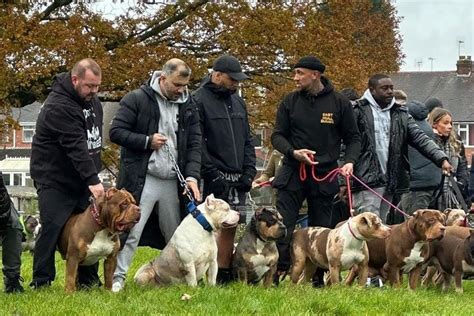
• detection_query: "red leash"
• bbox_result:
[298,161,409,218]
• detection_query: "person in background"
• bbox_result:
[429,108,469,210]
[0,172,24,293]
[252,149,284,206]
[393,89,407,106]
[397,100,442,214]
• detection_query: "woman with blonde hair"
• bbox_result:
[429,108,469,210]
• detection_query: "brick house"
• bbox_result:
[391,56,474,163]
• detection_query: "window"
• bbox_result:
[13,173,22,186]
[2,173,10,186]
[454,123,474,147]
[253,129,264,148]
[22,124,35,143]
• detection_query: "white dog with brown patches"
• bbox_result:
[290,212,391,286]
[134,195,240,287]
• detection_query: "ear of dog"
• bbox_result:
[414,209,425,219]
[205,194,215,209]
[107,187,119,199]
[444,208,453,217]
[360,213,373,228]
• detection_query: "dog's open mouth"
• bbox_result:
[222,221,239,229]
[116,220,139,232]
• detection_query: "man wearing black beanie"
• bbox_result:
[271,55,361,286]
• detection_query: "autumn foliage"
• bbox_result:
[0,0,402,129]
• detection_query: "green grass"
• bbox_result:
[1,247,473,315]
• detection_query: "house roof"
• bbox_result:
[11,101,42,123]
[0,148,32,160]
[391,71,474,122]
[0,157,30,172]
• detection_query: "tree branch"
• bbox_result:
[105,0,210,51]
[39,0,73,21]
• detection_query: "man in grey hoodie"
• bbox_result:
[109,59,202,292]
[351,74,452,223]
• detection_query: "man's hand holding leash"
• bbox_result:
[293,149,318,166]
[151,133,168,150]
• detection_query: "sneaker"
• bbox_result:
[30,280,51,290]
[112,278,124,293]
[366,276,384,288]
[5,276,25,294]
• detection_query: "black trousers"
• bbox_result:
[31,184,99,287]
[276,181,338,271]
[1,207,23,281]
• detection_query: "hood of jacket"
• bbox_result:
[51,72,92,108]
[362,88,395,112]
[149,70,189,104]
[407,100,428,120]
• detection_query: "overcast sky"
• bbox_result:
[395,0,473,72]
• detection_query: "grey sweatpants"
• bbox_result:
[353,187,393,223]
[114,174,180,281]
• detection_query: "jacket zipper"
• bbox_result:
[224,101,239,168]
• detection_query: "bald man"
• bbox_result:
[109,58,202,292]
[30,58,104,289]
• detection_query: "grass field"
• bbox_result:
[1,247,473,315]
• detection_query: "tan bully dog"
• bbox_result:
[423,229,474,293]
[348,209,445,289]
[134,194,240,287]
[58,188,141,293]
[290,212,391,286]
[232,207,287,286]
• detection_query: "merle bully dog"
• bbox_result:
[58,188,140,293]
[290,212,391,287]
[232,207,287,287]
[347,209,445,289]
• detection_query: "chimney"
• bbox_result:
[457,56,472,77]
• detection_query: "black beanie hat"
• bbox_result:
[425,97,443,113]
[294,56,326,73]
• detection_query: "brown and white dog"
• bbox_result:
[134,194,240,287]
[444,208,467,227]
[290,212,391,286]
[232,207,287,286]
[58,188,140,293]
[349,209,445,289]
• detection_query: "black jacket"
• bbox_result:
[30,72,102,194]
[0,172,11,231]
[192,75,256,180]
[271,77,361,191]
[352,99,448,193]
[110,79,202,203]
[406,101,443,190]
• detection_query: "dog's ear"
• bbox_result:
[413,209,425,218]
[205,194,215,208]
[106,187,119,200]
[360,213,373,228]
[443,208,452,216]
[254,208,264,220]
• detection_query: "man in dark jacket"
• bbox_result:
[352,74,451,223]
[0,173,24,293]
[271,56,361,285]
[192,55,256,284]
[397,100,443,214]
[109,58,201,292]
[30,58,104,289]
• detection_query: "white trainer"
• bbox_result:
[112,279,124,293]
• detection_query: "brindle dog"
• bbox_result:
[233,207,287,286]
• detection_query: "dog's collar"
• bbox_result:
[89,196,102,226]
[347,219,363,241]
[187,202,213,232]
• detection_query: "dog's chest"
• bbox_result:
[340,247,366,269]
[402,241,425,273]
[462,260,474,273]
[249,239,275,279]
[82,230,116,266]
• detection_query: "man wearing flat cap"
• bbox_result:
[192,54,256,284]
[271,55,361,286]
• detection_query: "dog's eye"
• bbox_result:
[267,218,276,225]
[120,203,128,212]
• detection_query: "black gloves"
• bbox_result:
[207,175,229,196]
[236,174,253,193]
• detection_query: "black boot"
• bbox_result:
[216,268,233,285]
[4,276,24,294]
[312,268,326,288]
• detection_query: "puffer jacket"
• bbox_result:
[0,172,11,231]
[352,99,448,193]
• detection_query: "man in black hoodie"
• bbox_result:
[30,58,104,289]
[271,56,361,286]
[192,55,256,284]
